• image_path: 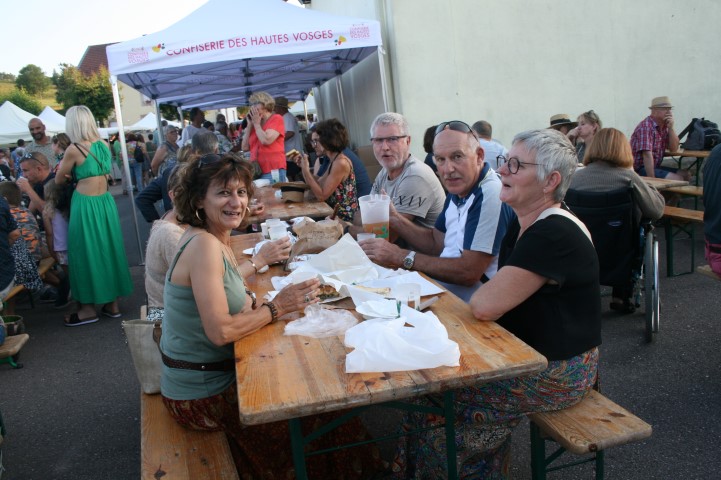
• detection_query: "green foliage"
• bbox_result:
[159,104,180,121]
[0,88,42,114]
[53,64,114,124]
[0,72,16,82]
[15,64,51,96]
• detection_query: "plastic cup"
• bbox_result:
[358,194,390,239]
[266,218,282,227]
[393,283,421,311]
[260,222,269,238]
[356,232,376,242]
[269,225,288,240]
[271,169,280,183]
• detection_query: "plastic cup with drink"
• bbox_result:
[358,194,390,240]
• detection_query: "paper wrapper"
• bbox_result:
[285,218,343,271]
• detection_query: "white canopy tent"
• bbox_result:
[0,102,41,144]
[38,106,66,133]
[105,0,384,261]
[128,113,181,131]
[289,94,316,116]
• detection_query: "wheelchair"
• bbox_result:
[564,187,660,342]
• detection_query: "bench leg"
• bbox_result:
[595,449,605,480]
[289,418,308,480]
[530,422,547,480]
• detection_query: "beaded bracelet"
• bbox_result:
[262,301,279,323]
[246,257,259,274]
[245,288,257,309]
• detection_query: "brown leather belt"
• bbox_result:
[160,351,235,372]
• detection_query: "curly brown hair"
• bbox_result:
[314,118,349,153]
[173,153,256,229]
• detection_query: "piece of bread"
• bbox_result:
[285,149,300,157]
[318,284,341,301]
[353,285,391,297]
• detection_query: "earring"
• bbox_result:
[245,206,251,215]
[195,209,202,222]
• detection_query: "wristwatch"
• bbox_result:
[402,251,416,270]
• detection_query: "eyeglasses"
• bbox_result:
[434,121,477,139]
[311,139,319,146]
[497,155,542,174]
[370,135,408,146]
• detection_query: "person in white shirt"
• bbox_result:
[472,120,508,170]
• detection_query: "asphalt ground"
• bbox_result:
[0,181,719,480]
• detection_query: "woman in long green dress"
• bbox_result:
[56,106,133,326]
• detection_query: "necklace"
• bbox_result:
[221,242,240,270]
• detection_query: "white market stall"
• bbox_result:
[105,0,383,261]
[37,106,66,133]
[0,102,42,144]
[128,113,181,131]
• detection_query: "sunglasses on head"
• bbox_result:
[434,120,477,139]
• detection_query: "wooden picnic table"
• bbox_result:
[229,233,548,479]
[248,185,333,224]
[664,149,711,186]
[642,176,689,190]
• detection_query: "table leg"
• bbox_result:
[443,390,459,479]
[289,418,308,480]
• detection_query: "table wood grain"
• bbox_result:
[642,177,689,190]
[230,234,548,425]
[248,186,333,224]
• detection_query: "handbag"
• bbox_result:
[122,320,163,394]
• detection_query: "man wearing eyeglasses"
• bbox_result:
[353,113,445,239]
[361,121,513,301]
[26,118,56,169]
[16,152,54,215]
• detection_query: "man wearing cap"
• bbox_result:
[26,118,56,169]
[630,96,686,180]
[360,120,513,301]
[274,96,304,180]
[548,114,577,136]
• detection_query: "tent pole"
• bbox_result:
[154,102,164,144]
[335,79,349,129]
[111,75,145,265]
[377,46,390,112]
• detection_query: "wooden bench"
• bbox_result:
[662,206,704,276]
[140,393,239,480]
[529,390,652,480]
[666,185,704,209]
[0,333,30,369]
[1,257,57,315]
[697,265,721,281]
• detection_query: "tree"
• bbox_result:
[0,72,16,82]
[159,104,180,121]
[15,64,51,95]
[0,88,42,114]
[53,64,114,124]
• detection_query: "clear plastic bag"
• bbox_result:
[283,304,358,338]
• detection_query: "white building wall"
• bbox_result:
[312,0,721,159]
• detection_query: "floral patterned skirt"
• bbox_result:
[162,383,385,479]
[391,347,599,480]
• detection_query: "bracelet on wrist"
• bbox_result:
[245,288,257,309]
[247,257,259,274]
[262,301,279,323]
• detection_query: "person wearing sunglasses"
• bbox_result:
[16,151,54,215]
[360,120,512,301]
[160,153,382,477]
[392,129,601,478]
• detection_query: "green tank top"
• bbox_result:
[160,235,247,400]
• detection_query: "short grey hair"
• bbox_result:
[191,130,218,154]
[369,112,409,138]
[511,129,577,202]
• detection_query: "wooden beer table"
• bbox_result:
[248,186,333,224]
[230,233,547,479]
[664,149,711,186]
[642,176,689,191]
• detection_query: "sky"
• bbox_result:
[2,0,303,77]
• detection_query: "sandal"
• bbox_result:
[101,306,122,318]
[65,313,99,327]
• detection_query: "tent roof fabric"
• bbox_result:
[106,0,381,110]
[0,101,38,144]
[38,106,66,132]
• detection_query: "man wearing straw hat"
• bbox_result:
[630,96,687,180]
